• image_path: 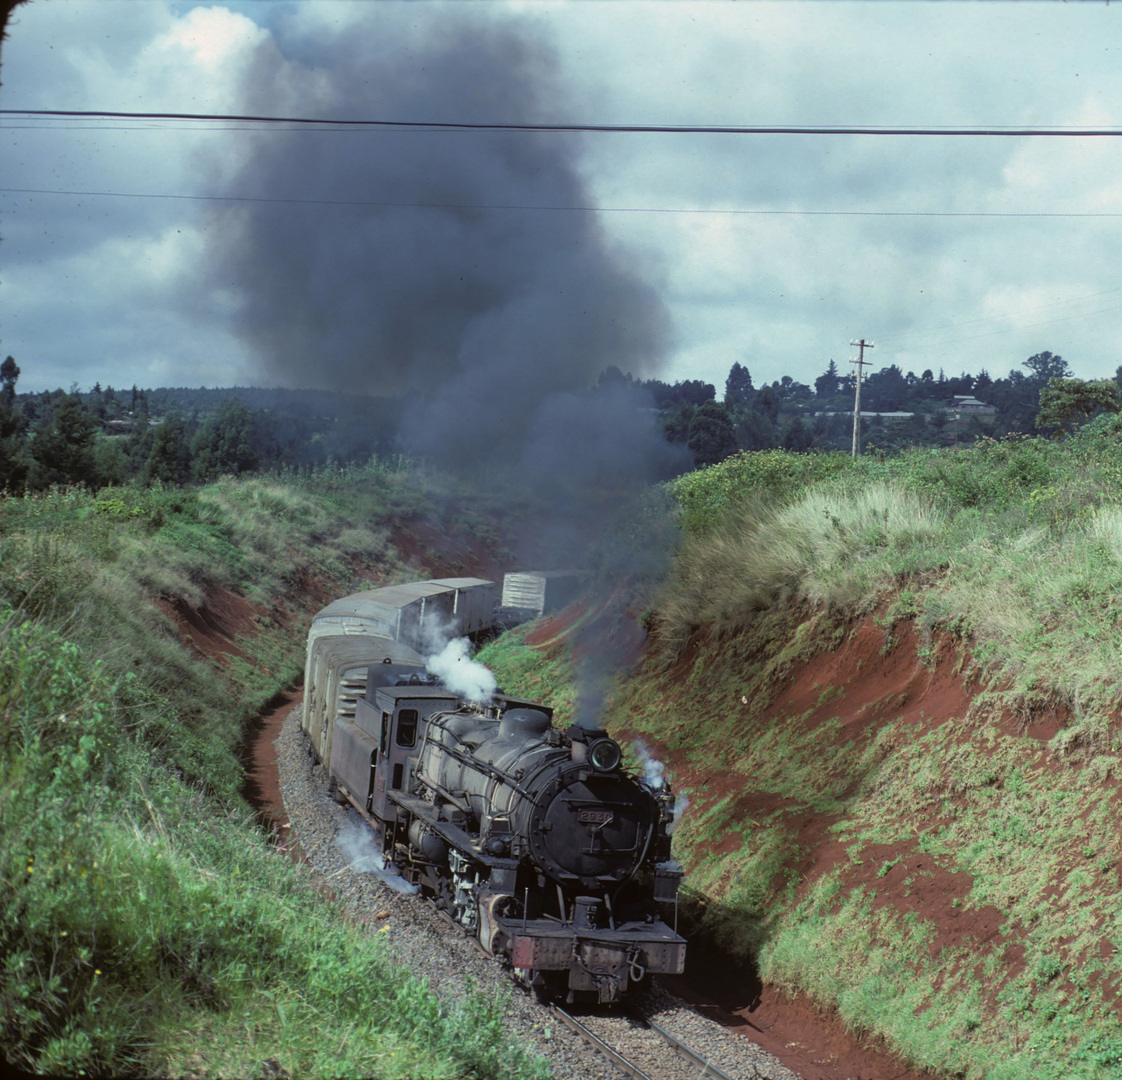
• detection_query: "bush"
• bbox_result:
[670,449,852,535]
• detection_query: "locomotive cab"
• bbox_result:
[354,683,459,821]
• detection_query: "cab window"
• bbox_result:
[397,709,418,748]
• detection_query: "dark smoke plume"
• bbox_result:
[198,9,674,473]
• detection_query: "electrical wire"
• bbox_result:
[4,185,1122,219]
[4,108,1122,136]
[882,287,1122,350]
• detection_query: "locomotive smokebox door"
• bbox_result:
[531,772,655,884]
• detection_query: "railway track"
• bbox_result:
[549,1002,757,1080]
[432,903,767,1079]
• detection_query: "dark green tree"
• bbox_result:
[128,406,154,474]
[191,399,259,480]
[724,362,754,408]
[915,369,937,400]
[863,364,910,411]
[145,413,194,484]
[814,360,842,401]
[1036,378,1120,435]
[0,358,26,492]
[676,380,716,406]
[736,409,778,451]
[782,416,813,451]
[661,402,695,445]
[687,401,737,467]
[1,356,20,409]
[641,378,715,408]
[776,375,813,402]
[27,395,98,488]
[94,438,129,487]
[0,421,27,492]
[753,385,780,423]
[1023,351,1072,387]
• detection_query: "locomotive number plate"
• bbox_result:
[578,809,614,825]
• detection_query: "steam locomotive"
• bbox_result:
[301,577,686,1003]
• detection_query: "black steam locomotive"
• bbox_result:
[301,577,686,1003]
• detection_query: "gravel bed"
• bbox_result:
[636,984,803,1080]
[275,706,803,1080]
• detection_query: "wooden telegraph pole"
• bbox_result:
[850,338,874,457]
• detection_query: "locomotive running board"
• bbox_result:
[389,790,518,871]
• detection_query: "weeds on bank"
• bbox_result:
[657,480,948,662]
[0,617,546,1077]
[661,423,1122,718]
[1,463,550,1079]
[476,629,577,727]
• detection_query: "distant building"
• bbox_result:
[943,395,996,416]
[815,410,915,423]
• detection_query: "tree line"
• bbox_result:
[611,351,1122,467]
[0,360,400,494]
[1,348,1118,493]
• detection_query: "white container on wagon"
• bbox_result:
[501,571,588,618]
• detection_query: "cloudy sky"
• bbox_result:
[2,0,1121,397]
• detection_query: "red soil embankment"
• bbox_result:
[654,616,971,1080]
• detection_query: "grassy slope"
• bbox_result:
[0,462,545,1079]
[481,423,1122,1080]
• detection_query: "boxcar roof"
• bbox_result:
[313,635,424,669]
[314,581,454,621]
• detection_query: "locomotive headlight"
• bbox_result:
[588,737,622,772]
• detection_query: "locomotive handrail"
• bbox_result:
[420,712,546,803]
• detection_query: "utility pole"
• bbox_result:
[849,338,874,458]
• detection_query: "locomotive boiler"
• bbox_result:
[302,578,686,1003]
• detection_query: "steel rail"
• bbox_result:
[632,1008,741,1080]
[430,901,736,1079]
[548,1004,655,1080]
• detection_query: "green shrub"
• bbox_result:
[670,448,852,535]
[1,465,549,1079]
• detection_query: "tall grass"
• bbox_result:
[0,611,546,1078]
[0,466,548,1078]
[660,426,1122,714]
[658,480,947,659]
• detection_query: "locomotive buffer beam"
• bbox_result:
[506,916,686,984]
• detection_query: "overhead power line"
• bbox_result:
[5,186,1122,219]
[4,108,1122,136]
